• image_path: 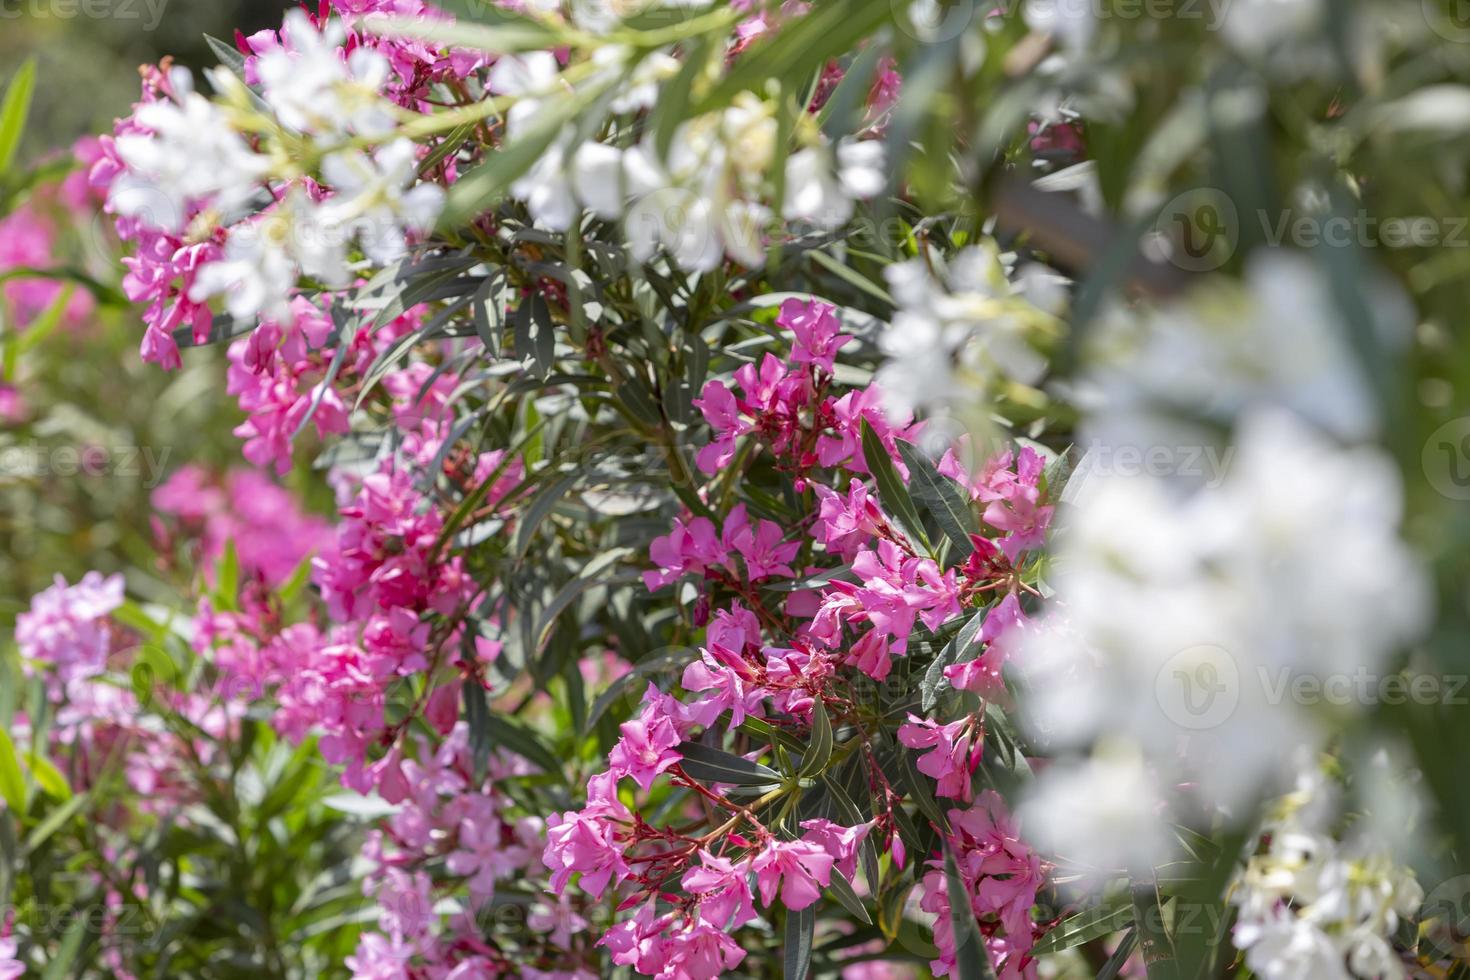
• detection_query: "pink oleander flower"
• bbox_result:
[922,791,1045,979]
[969,446,1053,563]
[812,478,883,560]
[600,902,671,974]
[898,715,982,801]
[544,776,632,899]
[816,385,916,476]
[345,929,416,979]
[692,379,752,474]
[0,205,94,330]
[706,603,763,655]
[944,592,1029,696]
[644,515,727,590]
[778,297,850,373]
[0,936,23,980]
[447,812,529,905]
[799,818,872,881]
[751,837,835,910]
[665,919,750,979]
[722,504,800,581]
[153,466,332,586]
[607,711,683,791]
[682,850,758,929]
[682,648,767,727]
[16,571,125,698]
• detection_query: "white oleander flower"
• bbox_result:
[190,210,302,323]
[109,67,269,232]
[320,140,446,265]
[876,241,1052,417]
[257,11,394,138]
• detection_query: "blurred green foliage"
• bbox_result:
[0,0,292,157]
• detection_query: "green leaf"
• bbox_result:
[25,752,69,801]
[860,420,929,552]
[23,791,86,854]
[463,679,494,781]
[1099,927,1139,980]
[41,903,89,980]
[0,727,26,814]
[443,79,610,225]
[828,868,872,925]
[699,0,893,115]
[513,470,581,557]
[675,741,781,786]
[365,13,566,52]
[475,710,562,777]
[920,608,987,712]
[798,701,833,779]
[0,59,37,175]
[897,441,977,560]
[585,648,691,732]
[784,902,815,980]
[944,848,997,979]
[1031,900,1134,955]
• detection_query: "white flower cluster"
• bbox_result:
[1016,256,1430,877]
[1231,766,1423,980]
[499,47,886,270]
[105,11,445,324]
[875,241,1062,418]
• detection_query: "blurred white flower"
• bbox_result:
[190,210,301,323]
[1019,749,1175,877]
[876,241,1052,417]
[110,67,269,232]
[1083,253,1402,442]
[257,11,394,138]
[1020,409,1428,816]
[1230,763,1424,980]
[320,140,446,264]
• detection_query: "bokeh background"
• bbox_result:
[1,0,293,154]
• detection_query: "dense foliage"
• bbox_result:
[3,0,1470,977]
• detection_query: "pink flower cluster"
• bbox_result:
[15,571,125,698]
[693,298,911,477]
[920,792,1047,980]
[152,465,333,586]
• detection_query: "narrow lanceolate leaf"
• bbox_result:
[0,727,27,814]
[897,441,977,559]
[921,607,988,712]
[860,420,929,552]
[797,701,833,778]
[1031,900,1134,955]
[361,13,568,54]
[0,59,37,175]
[828,869,872,924]
[945,848,997,979]
[783,902,815,980]
[476,710,562,778]
[675,741,781,787]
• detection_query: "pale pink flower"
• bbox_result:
[779,297,850,373]
[751,838,835,910]
[682,850,758,929]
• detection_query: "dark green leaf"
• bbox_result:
[860,420,929,552]
[898,441,977,559]
[676,741,781,787]
[784,903,815,980]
